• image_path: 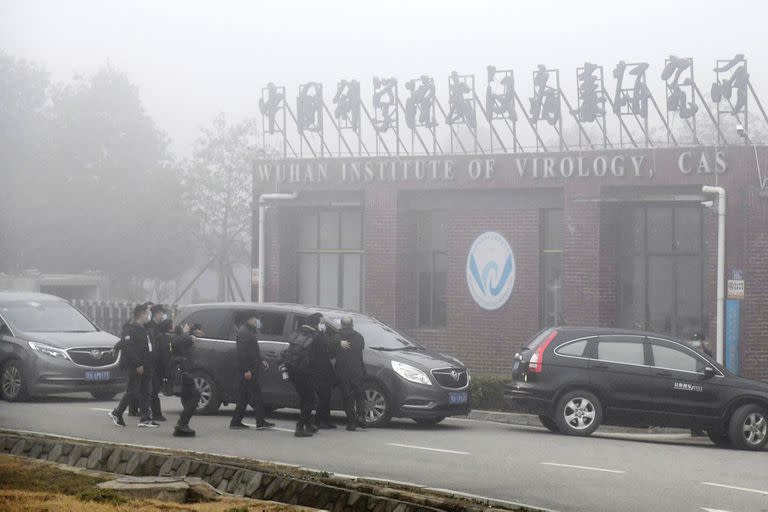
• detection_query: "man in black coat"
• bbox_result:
[284,312,327,437]
[329,317,367,431]
[229,314,275,430]
[169,321,200,437]
[145,304,169,422]
[312,316,337,429]
[109,305,157,428]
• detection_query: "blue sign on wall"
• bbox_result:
[725,299,741,374]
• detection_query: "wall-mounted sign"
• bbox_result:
[466,231,516,310]
[727,279,745,300]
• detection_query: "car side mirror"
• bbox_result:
[703,366,716,379]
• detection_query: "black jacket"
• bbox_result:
[145,320,169,370]
[235,323,262,375]
[330,327,365,380]
[284,325,334,381]
[170,332,195,374]
[115,322,152,370]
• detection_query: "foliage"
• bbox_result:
[469,374,511,411]
[76,487,128,505]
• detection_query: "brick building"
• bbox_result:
[253,145,768,382]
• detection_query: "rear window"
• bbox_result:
[556,339,588,357]
[0,300,96,333]
[233,311,286,337]
[181,309,231,340]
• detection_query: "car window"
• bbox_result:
[524,328,556,350]
[651,342,705,373]
[0,300,97,333]
[556,339,588,357]
[182,309,231,340]
[233,311,286,337]
[596,336,645,365]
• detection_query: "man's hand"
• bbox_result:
[136,366,144,375]
[244,370,252,380]
[341,340,351,350]
[262,361,269,370]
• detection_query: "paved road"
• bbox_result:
[1,395,766,512]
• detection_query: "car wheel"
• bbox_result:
[555,390,602,436]
[362,381,392,428]
[412,416,446,426]
[90,391,117,401]
[538,415,560,433]
[706,428,731,448]
[728,404,768,451]
[1,360,29,402]
[190,371,221,415]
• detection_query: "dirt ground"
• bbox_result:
[0,454,315,512]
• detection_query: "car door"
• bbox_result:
[589,335,653,423]
[233,309,292,406]
[646,337,725,426]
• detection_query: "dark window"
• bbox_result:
[540,209,563,328]
[296,209,363,311]
[596,336,645,365]
[233,311,286,337]
[182,309,232,340]
[650,340,705,373]
[557,339,588,357]
[415,212,448,328]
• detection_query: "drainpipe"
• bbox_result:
[702,186,726,364]
[258,193,297,303]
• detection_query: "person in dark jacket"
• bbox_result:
[109,305,158,428]
[145,304,169,422]
[168,321,200,437]
[312,316,337,429]
[329,317,367,431]
[284,312,331,437]
[229,314,275,430]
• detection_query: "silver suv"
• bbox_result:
[0,292,125,401]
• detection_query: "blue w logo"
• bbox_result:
[468,253,514,297]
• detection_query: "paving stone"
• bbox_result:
[98,477,189,503]
[67,445,83,466]
[28,443,43,459]
[106,448,122,472]
[208,467,225,488]
[75,457,88,468]
[87,447,104,470]
[47,444,63,462]
[159,457,175,476]
[126,453,141,475]
[216,479,229,492]
[115,462,127,474]
[245,471,264,496]
[10,440,26,456]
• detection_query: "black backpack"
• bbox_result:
[281,330,314,373]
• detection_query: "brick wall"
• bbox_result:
[741,189,768,382]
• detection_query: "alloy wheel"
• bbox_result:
[563,397,596,430]
[193,376,212,409]
[1,365,21,400]
[364,389,386,422]
[742,412,767,446]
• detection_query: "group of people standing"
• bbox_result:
[107,302,367,439]
[108,302,200,437]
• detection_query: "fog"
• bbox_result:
[3,0,767,157]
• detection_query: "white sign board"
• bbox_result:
[727,279,745,300]
[466,231,516,310]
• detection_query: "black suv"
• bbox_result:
[174,303,470,427]
[504,327,768,451]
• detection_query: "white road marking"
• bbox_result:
[701,508,733,512]
[242,422,293,433]
[89,408,113,412]
[540,462,625,474]
[701,482,768,496]
[386,443,470,455]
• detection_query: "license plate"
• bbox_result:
[449,391,468,404]
[85,371,111,382]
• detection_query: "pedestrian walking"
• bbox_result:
[145,304,169,422]
[313,317,336,429]
[229,314,275,430]
[168,321,200,437]
[329,317,367,431]
[109,305,158,428]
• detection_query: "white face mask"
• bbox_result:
[318,321,326,332]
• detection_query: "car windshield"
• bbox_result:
[324,316,423,351]
[0,300,97,333]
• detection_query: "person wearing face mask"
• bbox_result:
[145,304,169,422]
[312,316,336,429]
[168,321,200,437]
[230,314,275,430]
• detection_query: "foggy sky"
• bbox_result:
[2,0,766,158]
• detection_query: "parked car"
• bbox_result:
[0,292,125,401]
[503,327,768,451]
[174,303,471,427]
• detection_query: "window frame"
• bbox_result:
[540,208,563,329]
[647,336,724,377]
[182,309,234,341]
[593,335,648,367]
[414,211,448,329]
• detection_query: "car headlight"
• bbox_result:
[391,360,432,385]
[28,341,68,359]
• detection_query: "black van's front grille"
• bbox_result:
[67,348,118,367]
[431,368,468,388]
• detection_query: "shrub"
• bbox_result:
[469,374,511,411]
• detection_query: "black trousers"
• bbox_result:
[150,365,164,418]
[115,368,151,422]
[291,371,315,424]
[339,376,365,425]
[231,374,266,425]
[177,374,199,427]
[315,379,333,423]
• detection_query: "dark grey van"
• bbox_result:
[175,303,471,427]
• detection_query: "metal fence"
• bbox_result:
[72,300,179,336]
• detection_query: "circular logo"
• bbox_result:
[466,231,516,310]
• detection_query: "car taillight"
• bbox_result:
[528,330,558,373]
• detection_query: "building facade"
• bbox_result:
[253,145,768,381]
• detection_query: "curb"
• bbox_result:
[465,410,691,435]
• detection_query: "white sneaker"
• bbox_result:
[138,420,160,428]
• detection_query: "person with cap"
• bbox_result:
[109,304,158,428]
[283,312,328,437]
[168,321,200,437]
[230,314,275,430]
[145,304,169,422]
[329,317,367,431]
